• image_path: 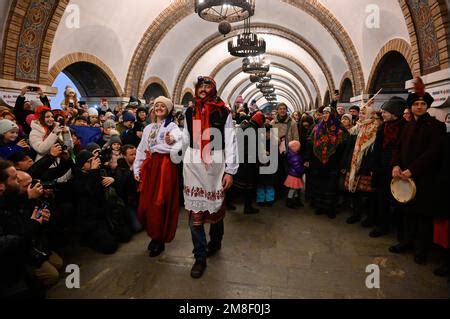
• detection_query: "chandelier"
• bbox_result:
[195,0,255,23]
[242,56,270,74]
[228,18,265,57]
[260,86,275,94]
[256,82,273,90]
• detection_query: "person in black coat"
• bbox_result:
[73,151,132,254]
[0,160,51,299]
[390,92,447,264]
[370,97,407,238]
[114,145,142,233]
[234,112,265,214]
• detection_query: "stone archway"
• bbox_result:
[49,52,124,97]
[369,51,413,94]
[339,74,354,103]
[140,76,171,99]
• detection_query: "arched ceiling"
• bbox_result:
[1,0,412,106]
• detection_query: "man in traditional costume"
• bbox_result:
[183,76,239,279]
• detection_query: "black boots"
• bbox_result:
[206,242,221,257]
[148,240,165,257]
[369,227,388,238]
[389,242,413,254]
[190,260,207,279]
[433,262,449,277]
[286,198,296,209]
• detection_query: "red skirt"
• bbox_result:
[138,153,179,243]
[284,175,304,190]
[434,218,449,249]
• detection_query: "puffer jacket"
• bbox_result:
[29,121,73,182]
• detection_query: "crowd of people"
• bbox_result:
[1,75,449,298]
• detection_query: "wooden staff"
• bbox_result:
[361,88,383,108]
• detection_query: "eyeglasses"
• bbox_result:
[197,76,213,85]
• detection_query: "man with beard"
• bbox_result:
[0,160,51,298]
[182,76,239,279]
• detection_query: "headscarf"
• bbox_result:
[193,76,227,163]
[310,112,347,164]
[347,105,380,192]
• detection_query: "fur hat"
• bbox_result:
[0,119,19,135]
[406,92,434,109]
[381,96,407,118]
[154,96,174,114]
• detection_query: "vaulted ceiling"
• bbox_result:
[1,0,418,111]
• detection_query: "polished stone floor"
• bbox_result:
[48,201,448,299]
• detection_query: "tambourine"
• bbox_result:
[391,177,417,204]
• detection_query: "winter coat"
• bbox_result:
[391,113,446,216]
[114,158,139,208]
[286,150,304,178]
[270,116,299,146]
[234,120,260,189]
[0,141,25,160]
[0,196,41,296]
[372,119,406,185]
[27,153,73,182]
[29,121,73,182]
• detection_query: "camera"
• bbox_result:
[28,86,39,92]
[40,180,58,190]
[57,117,65,127]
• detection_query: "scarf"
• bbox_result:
[193,96,226,163]
[347,116,380,192]
[311,117,346,164]
[383,119,402,149]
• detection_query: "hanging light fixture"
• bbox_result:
[228,18,265,57]
[242,56,270,74]
[195,0,255,35]
[256,82,273,89]
[260,86,275,94]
